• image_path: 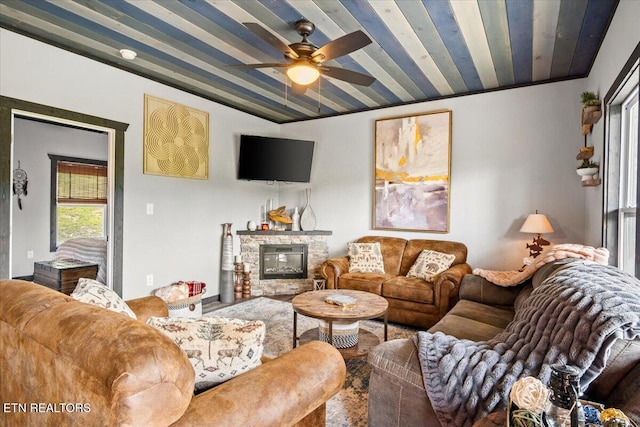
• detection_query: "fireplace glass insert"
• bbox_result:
[259,244,308,280]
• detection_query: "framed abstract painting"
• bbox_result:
[373,110,452,232]
[143,94,209,179]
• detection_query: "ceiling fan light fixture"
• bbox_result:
[286,64,320,85]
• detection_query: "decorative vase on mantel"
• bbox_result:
[220,223,234,303]
[300,188,316,231]
[292,207,301,231]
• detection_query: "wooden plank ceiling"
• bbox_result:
[0,0,619,123]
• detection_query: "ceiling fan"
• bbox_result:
[231,20,376,94]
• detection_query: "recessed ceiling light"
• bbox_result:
[119,49,137,60]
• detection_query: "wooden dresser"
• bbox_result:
[33,259,99,295]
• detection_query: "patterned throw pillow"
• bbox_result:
[348,242,385,274]
[146,317,265,392]
[71,278,137,319]
[406,250,456,281]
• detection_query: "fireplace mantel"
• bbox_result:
[238,230,332,296]
[237,230,332,236]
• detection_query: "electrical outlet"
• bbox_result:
[146,274,154,287]
[27,250,34,259]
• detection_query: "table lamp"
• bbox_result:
[520,211,554,258]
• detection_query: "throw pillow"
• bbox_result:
[348,242,385,274]
[146,316,265,392]
[71,278,137,319]
[406,250,456,281]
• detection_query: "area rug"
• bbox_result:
[205,297,417,427]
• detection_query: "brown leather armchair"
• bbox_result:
[0,279,346,426]
[320,236,471,329]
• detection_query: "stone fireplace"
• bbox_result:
[238,230,331,296]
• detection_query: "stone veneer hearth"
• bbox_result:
[238,230,331,296]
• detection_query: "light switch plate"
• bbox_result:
[146,203,154,215]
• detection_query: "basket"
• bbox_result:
[165,292,203,318]
[153,282,206,318]
[318,320,359,348]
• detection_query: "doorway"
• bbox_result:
[0,96,128,295]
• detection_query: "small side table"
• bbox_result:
[33,259,98,295]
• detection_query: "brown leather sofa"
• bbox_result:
[367,260,640,426]
[0,279,346,426]
[320,236,471,328]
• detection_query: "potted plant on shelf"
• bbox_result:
[576,159,599,181]
[581,91,601,112]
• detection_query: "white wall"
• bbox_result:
[584,0,640,246]
[1,29,280,299]
[11,119,108,277]
[281,80,587,270]
[3,1,637,297]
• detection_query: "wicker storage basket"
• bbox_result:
[165,293,203,318]
[318,320,359,348]
[153,284,206,318]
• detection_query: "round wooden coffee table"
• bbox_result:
[292,289,388,359]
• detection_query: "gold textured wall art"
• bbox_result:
[144,94,209,179]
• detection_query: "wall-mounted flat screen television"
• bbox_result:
[237,135,314,183]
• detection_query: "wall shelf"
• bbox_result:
[576,146,594,160]
[582,179,601,187]
[580,105,601,135]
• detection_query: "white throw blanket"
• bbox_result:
[416,261,640,427]
[472,243,609,287]
[54,237,108,284]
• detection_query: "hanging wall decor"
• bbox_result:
[373,110,452,232]
[143,94,209,179]
[12,161,28,210]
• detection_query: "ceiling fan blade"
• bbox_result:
[227,63,289,69]
[312,30,372,62]
[243,22,299,59]
[319,66,376,86]
[291,83,308,96]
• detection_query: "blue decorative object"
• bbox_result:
[584,405,602,426]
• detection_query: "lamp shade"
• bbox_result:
[520,213,554,234]
[286,64,320,85]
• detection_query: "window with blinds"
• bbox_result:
[57,161,107,205]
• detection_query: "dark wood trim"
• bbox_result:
[0,104,11,280]
[604,42,640,105]
[0,96,128,295]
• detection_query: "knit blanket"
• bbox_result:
[416,262,640,427]
[472,243,609,287]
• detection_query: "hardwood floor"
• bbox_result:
[202,294,294,314]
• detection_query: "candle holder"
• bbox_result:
[234,262,244,300]
[242,270,251,298]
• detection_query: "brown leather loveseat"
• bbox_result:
[0,279,346,426]
[320,236,471,328]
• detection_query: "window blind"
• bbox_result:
[57,161,107,205]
